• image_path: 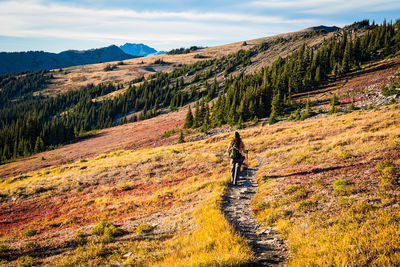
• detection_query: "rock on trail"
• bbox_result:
[222,168,288,266]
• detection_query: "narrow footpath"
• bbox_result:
[222,168,288,266]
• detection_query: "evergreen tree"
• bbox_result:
[300,97,313,120]
[34,137,44,153]
[328,94,339,114]
[347,98,356,112]
[236,117,244,129]
[201,106,210,133]
[178,130,185,144]
[184,106,194,128]
[193,102,201,128]
[342,41,352,73]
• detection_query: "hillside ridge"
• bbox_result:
[0,45,135,74]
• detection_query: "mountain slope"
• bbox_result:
[43,26,339,95]
[0,45,135,74]
[0,100,398,266]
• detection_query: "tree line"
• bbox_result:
[0,51,225,163]
[168,46,205,55]
[184,20,400,129]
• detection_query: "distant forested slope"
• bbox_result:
[0,45,135,74]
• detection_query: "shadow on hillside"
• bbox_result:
[0,231,174,264]
[71,131,107,144]
[263,164,363,179]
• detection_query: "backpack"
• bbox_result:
[229,141,240,159]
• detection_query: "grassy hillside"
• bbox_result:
[1,101,399,266]
[0,122,255,266]
[250,104,400,266]
[44,27,336,96]
[0,109,186,179]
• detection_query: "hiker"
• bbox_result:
[227,132,246,184]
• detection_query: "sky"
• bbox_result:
[0,0,399,53]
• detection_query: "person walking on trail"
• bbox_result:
[227,132,246,185]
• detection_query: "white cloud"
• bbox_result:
[0,0,316,51]
[249,0,400,15]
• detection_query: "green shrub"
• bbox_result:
[297,199,318,210]
[161,129,177,138]
[332,178,349,187]
[104,224,125,238]
[23,228,38,237]
[293,188,309,200]
[284,184,299,194]
[264,210,281,225]
[136,223,155,234]
[91,220,125,242]
[376,160,398,190]
[103,64,117,71]
[337,150,353,160]
[332,178,354,195]
[74,231,88,244]
[16,255,39,267]
[382,84,398,96]
[25,242,40,251]
[0,244,9,252]
[254,201,268,210]
[376,160,397,176]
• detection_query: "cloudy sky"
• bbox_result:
[0,0,399,52]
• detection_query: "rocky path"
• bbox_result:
[222,168,288,266]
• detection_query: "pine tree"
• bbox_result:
[288,107,301,121]
[34,136,44,153]
[328,94,339,114]
[184,106,194,128]
[268,92,281,124]
[178,130,185,144]
[342,41,352,73]
[314,66,322,83]
[300,97,313,120]
[270,91,283,116]
[347,98,356,112]
[201,106,210,134]
[268,110,277,124]
[193,102,201,128]
[236,117,244,129]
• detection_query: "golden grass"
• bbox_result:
[248,104,400,266]
[155,179,254,267]
[2,100,399,265]
[2,129,253,266]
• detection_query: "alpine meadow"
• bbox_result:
[1,13,400,267]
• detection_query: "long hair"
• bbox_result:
[233,131,241,145]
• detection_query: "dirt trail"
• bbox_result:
[222,168,288,266]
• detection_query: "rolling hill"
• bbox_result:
[1,20,400,266]
[0,45,135,74]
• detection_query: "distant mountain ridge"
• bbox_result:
[0,45,135,74]
[119,43,166,57]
